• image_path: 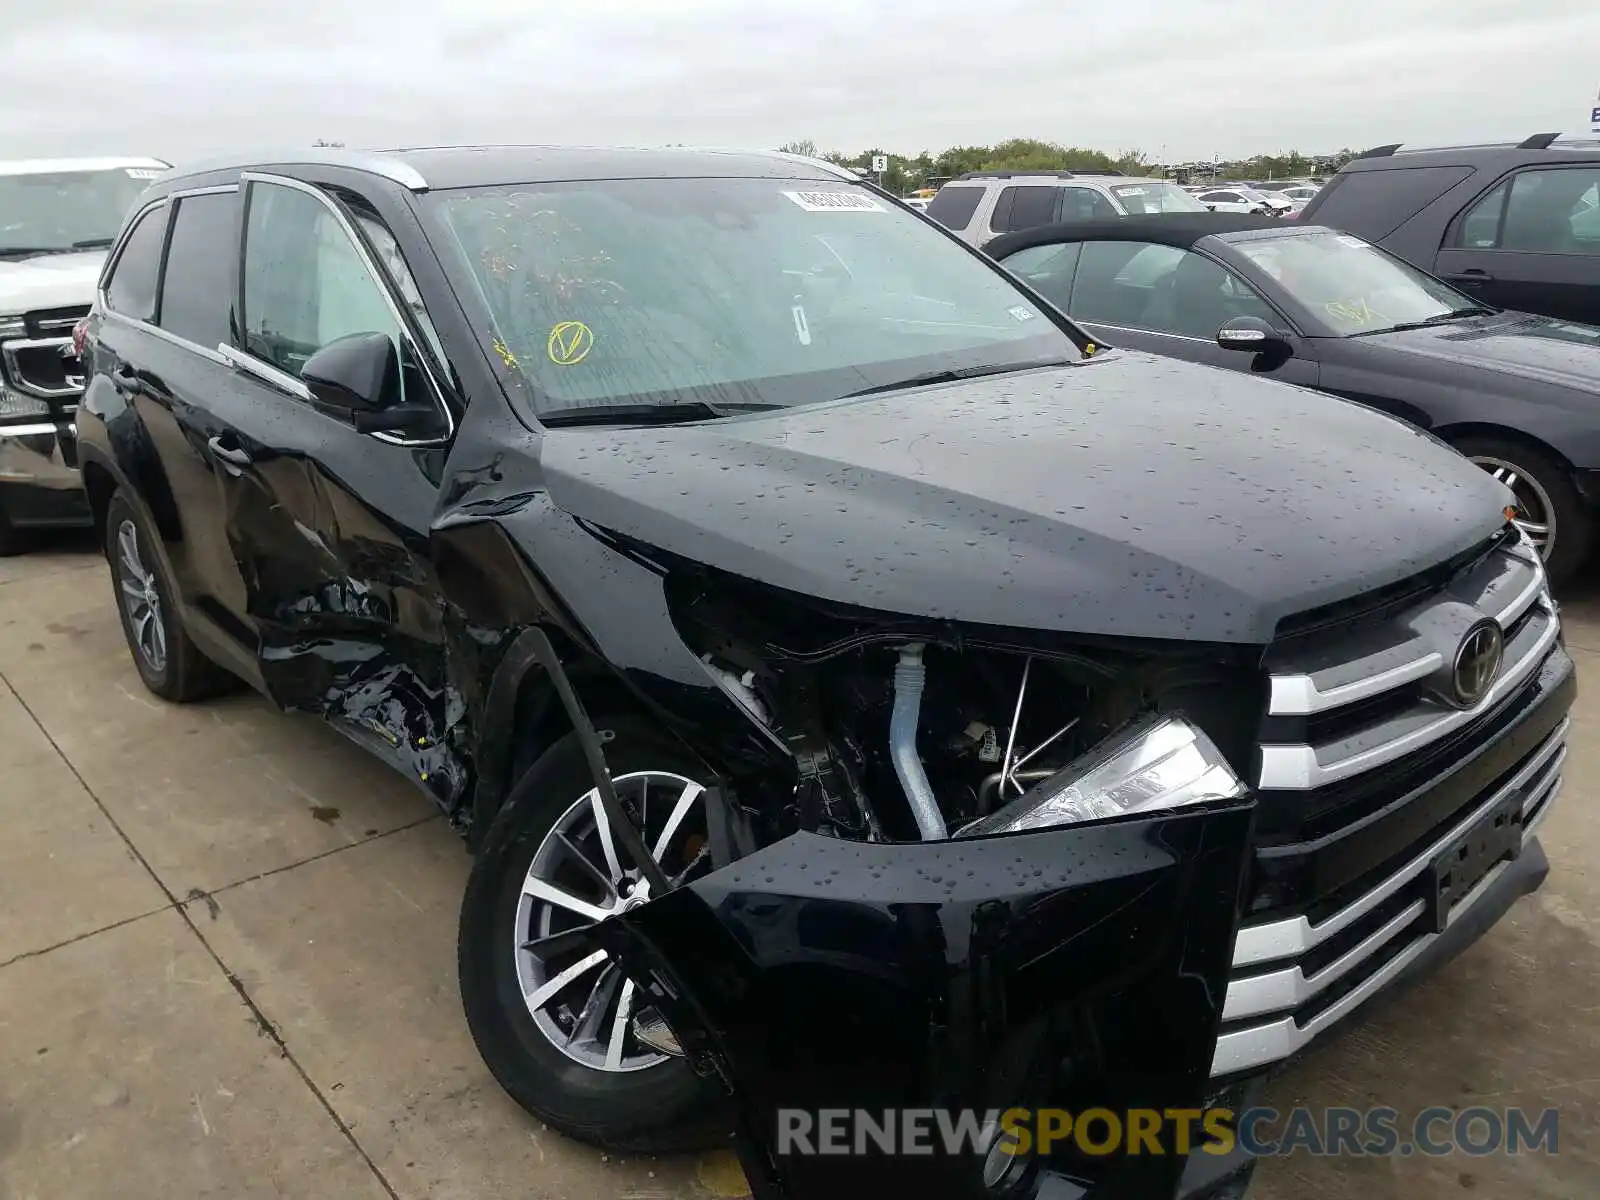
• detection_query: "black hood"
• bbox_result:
[542,352,1510,644]
[1359,311,1600,398]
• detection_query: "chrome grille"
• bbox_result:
[1213,531,1567,1078]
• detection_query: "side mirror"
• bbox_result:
[1217,315,1291,356]
[301,332,400,413]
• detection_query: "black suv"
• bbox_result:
[77,146,1573,1200]
[1300,133,1600,323]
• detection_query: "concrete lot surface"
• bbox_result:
[1,540,1596,1199]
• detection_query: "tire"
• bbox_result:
[104,489,233,701]
[0,507,21,557]
[459,718,727,1153]
[1450,436,1593,586]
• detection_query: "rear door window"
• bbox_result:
[993,186,1060,233]
[924,184,983,231]
[1452,167,1600,255]
[103,205,168,321]
[158,192,238,349]
[1307,165,1474,239]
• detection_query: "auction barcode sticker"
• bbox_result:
[125,168,162,179]
[783,190,885,213]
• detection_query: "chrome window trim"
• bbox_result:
[0,422,59,438]
[238,171,454,447]
[1233,718,1567,968]
[98,308,229,366]
[1258,603,1559,789]
[1212,767,1563,1079]
[217,342,311,399]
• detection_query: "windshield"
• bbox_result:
[0,168,156,257]
[1232,230,1482,335]
[429,177,1082,421]
[1109,182,1209,214]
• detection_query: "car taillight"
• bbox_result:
[72,316,88,356]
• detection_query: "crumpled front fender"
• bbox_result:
[594,800,1256,1199]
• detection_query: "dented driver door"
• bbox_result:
[210,174,465,806]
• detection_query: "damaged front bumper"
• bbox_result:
[0,414,90,529]
[594,803,1261,1199]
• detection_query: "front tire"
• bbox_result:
[458,718,726,1153]
[104,489,232,701]
[1452,436,1592,586]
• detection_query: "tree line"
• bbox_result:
[778,138,1358,192]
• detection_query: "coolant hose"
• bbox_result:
[890,643,949,841]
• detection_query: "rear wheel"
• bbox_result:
[105,489,233,701]
[1452,436,1592,585]
[458,718,725,1153]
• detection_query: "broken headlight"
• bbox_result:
[956,714,1246,838]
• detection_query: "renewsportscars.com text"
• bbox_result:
[775,1106,1559,1159]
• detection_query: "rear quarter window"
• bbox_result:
[103,204,168,321]
[1306,165,1474,239]
[925,185,984,231]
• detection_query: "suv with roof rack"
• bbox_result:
[926,169,1209,246]
[75,144,1572,1199]
[1299,132,1600,323]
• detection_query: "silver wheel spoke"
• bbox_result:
[589,792,624,882]
[605,978,637,1069]
[567,965,620,1047]
[525,949,607,1012]
[119,577,146,606]
[117,524,142,579]
[652,782,704,861]
[520,876,613,924]
[555,831,618,897]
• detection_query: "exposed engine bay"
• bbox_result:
[666,566,1261,848]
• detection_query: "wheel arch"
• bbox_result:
[1432,421,1578,475]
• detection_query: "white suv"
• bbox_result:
[0,156,166,553]
[925,171,1209,246]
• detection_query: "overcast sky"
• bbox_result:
[3,0,1597,166]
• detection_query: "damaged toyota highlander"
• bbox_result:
[75,147,1574,1199]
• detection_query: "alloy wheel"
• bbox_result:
[513,770,708,1072]
[115,518,167,674]
[1470,456,1556,560]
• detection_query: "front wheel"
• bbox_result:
[458,718,726,1153]
[1452,436,1592,585]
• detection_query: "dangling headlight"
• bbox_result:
[957,714,1246,838]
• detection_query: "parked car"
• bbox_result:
[78,147,1571,1200]
[925,170,1208,246]
[1299,132,1600,324]
[902,195,930,212]
[0,156,168,553]
[986,212,1600,580]
[1194,185,1289,215]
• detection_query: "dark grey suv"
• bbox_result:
[1300,133,1599,324]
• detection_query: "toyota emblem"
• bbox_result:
[1450,621,1504,709]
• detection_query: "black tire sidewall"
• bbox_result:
[105,491,178,695]
[1453,437,1592,585]
[458,718,724,1153]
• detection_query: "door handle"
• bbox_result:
[1443,269,1495,285]
[206,435,253,469]
[111,364,145,395]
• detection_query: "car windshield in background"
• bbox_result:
[0,169,155,258]
[429,178,1079,421]
[1232,230,1481,336]
[1110,182,1209,214]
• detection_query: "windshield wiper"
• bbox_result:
[1361,307,1491,335]
[72,237,115,250]
[840,359,1077,399]
[0,246,66,260]
[540,401,781,428]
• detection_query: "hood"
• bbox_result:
[542,353,1510,644]
[0,250,105,315]
[1362,312,1600,397]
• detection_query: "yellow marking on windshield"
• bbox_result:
[1325,297,1384,325]
[547,320,594,366]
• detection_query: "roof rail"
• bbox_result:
[155,147,430,191]
[1356,143,1402,159]
[1518,132,1561,150]
[955,169,1076,181]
